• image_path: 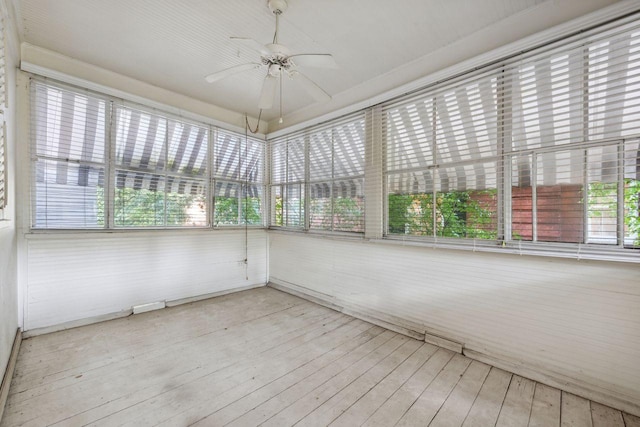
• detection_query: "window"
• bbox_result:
[383,17,640,250]
[270,113,365,232]
[31,82,107,228]
[308,117,365,232]
[507,20,640,247]
[385,69,500,240]
[113,105,208,227]
[213,129,264,226]
[270,136,305,228]
[31,80,265,230]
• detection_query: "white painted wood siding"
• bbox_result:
[24,229,267,331]
[0,0,21,389]
[269,232,640,413]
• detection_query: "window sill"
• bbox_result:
[266,229,640,263]
[24,226,267,239]
[268,227,366,242]
[380,235,640,264]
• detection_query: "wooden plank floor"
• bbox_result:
[2,287,638,427]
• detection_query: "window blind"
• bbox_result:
[31,82,107,228]
[385,67,501,239]
[113,105,208,227]
[31,80,266,230]
[383,16,640,249]
[270,112,366,232]
[308,115,365,232]
[213,129,265,226]
[269,135,305,228]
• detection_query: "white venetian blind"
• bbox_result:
[269,134,305,228]
[384,66,502,239]
[113,104,208,227]
[506,19,640,246]
[383,15,640,248]
[307,113,366,232]
[213,129,264,226]
[31,81,107,228]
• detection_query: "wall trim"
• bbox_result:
[23,309,133,338]
[0,328,21,424]
[165,283,265,307]
[269,278,640,418]
[268,279,460,346]
[23,283,267,338]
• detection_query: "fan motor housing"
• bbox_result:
[262,43,293,70]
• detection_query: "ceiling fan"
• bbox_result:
[205,0,337,121]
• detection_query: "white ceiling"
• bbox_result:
[15,0,615,131]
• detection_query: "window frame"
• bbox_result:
[30,78,266,231]
[269,113,366,234]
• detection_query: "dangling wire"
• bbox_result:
[245,109,262,134]
[244,114,250,280]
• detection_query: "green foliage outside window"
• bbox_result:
[97,187,205,226]
[588,179,640,246]
[214,195,262,226]
[309,196,364,232]
[388,190,497,239]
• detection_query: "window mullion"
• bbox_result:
[532,154,538,242]
[107,101,115,229]
[304,134,310,230]
[618,141,625,247]
[582,46,590,244]
[207,126,214,228]
[431,97,437,238]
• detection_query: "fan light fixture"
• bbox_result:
[205,0,337,125]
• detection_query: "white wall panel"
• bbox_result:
[0,0,21,390]
[269,232,640,412]
[24,229,267,330]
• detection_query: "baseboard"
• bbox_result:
[0,329,21,424]
[268,280,426,341]
[23,309,133,338]
[267,279,640,418]
[166,283,265,307]
[268,280,344,312]
[24,283,267,338]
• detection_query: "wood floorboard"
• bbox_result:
[528,383,561,427]
[461,367,512,427]
[396,354,472,426]
[590,401,624,427]
[327,343,438,427]
[76,314,359,426]
[10,301,328,403]
[561,392,593,427]
[495,375,535,427]
[624,413,640,427]
[225,328,396,427]
[1,287,637,427]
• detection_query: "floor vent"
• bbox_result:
[132,301,166,314]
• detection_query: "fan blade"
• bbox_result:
[289,70,331,103]
[230,37,270,56]
[289,54,338,69]
[259,74,278,109]
[205,63,261,83]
